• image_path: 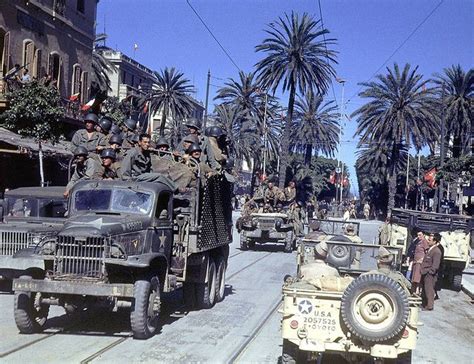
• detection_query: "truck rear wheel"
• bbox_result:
[215,256,226,302]
[341,274,409,343]
[450,269,462,292]
[14,276,49,334]
[196,258,217,309]
[130,277,161,339]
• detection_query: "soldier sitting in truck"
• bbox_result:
[344,223,363,243]
[184,143,213,187]
[64,146,103,198]
[300,240,339,280]
[100,149,121,180]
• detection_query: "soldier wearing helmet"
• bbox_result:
[96,116,114,151]
[64,146,103,197]
[122,118,139,148]
[184,143,213,187]
[183,118,219,170]
[151,137,173,174]
[71,113,106,153]
[108,134,125,162]
[205,125,228,168]
[100,148,120,180]
[299,241,339,280]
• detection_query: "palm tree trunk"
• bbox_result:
[278,83,296,189]
[387,145,400,212]
[159,105,168,137]
[304,144,312,165]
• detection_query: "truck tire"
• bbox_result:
[130,277,161,339]
[284,231,295,253]
[14,276,49,334]
[282,339,306,363]
[451,270,462,292]
[326,235,354,267]
[341,274,409,343]
[196,258,217,309]
[215,256,226,302]
[240,233,248,251]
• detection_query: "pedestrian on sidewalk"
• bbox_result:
[421,233,442,311]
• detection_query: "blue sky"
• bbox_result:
[97,0,473,195]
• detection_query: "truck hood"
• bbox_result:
[61,214,148,236]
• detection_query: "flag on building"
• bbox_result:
[133,43,139,51]
[69,93,80,102]
[329,171,336,184]
[81,98,96,111]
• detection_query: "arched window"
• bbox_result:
[23,39,35,71]
[48,52,62,88]
[71,63,81,95]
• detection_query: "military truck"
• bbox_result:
[12,175,232,339]
[382,208,473,291]
[239,212,296,252]
[0,187,67,286]
[282,239,421,363]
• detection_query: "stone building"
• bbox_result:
[0,0,98,108]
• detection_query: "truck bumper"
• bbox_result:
[244,231,288,240]
[13,278,134,298]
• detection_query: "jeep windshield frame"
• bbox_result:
[71,188,154,216]
[308,219,361,236]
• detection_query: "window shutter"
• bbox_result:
[25,41,35,70]
[81,71,88,103]
[34,49,42,78]
[2,32,11,74]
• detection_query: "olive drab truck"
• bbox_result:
[383,208,473,291]
[11,173,232,339]
[0,187,67,289]
[281,239,421,363]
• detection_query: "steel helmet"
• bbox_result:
[110,123,122,135]
[186,143,202,154]
[98,117,113,133]
[183,134,199,144]
[73,146,88,156]
[100,148,117,160]
[130,134,140,144]
[83,113,99,124]
[205,125,225,138]
[124,118,138,131]
[108,134,123,146]
[184,118,201,131]
[155,137,170,148]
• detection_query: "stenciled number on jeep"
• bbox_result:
[125,221,143,231]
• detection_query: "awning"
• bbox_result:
[0,127,72,157]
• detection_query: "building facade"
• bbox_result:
[0,0,98,108]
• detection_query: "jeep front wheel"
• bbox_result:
[195,258,217,309]
[240,233,248,250]
[341,274,409,343]
[130,277,161,339]
[14,276,49,334]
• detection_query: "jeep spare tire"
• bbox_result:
[326,235,354,267]
[341,273,409,343]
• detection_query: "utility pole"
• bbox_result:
[336,78,346,206]
[405,145,410,209]
[262,92,268,179]
[437,84,446,212]
[203,70,210,129]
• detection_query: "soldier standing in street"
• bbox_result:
[71,113,106,153]
[363,202,371,221]
[100,149,120,180]
[64,146,103,197]
[421,233,442,311]
[284,180,297,204]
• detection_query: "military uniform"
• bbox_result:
[300,259,339,280]
[121,147,152,180]
[284,186,296,203]
[364,267,412,293]
[122,130,137,149]
[102,162,121,180]
[265,185,281,206]
[66,158,103,192]
[71,129,106,153]
[208,136,227,168]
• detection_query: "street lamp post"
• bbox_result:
[336,78,346,205]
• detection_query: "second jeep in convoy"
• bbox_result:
[12,175,232,339]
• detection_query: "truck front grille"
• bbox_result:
[0,231,30,256]
[54,236,106,279]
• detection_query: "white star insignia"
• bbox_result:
[298,299,313,315]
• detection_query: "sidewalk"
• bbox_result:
[462,264,474,299]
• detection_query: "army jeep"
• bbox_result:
[281,239,421,363]
[0,187,67,286]
[239,212,296,252]
[383,208,473,291]
[12,175,232,339]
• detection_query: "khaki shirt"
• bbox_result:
[102,162,121,180]
[122,130,137,149]
[284,186,296,202]
[71,129,106,152]
[364,267,412,292]
[208,137,227,166]
[300,259,339,280]
[121,147,152,180]
[66,158,103,192]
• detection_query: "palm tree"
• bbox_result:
[434,64,474,157]
[144,67,195,136]
[91,38,117,97]
[255,11,337,188]
[353,63,440,211]
[291,90,340,163]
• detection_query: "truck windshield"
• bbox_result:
[73,189,153,215]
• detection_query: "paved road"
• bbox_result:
[0,215,472,363]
